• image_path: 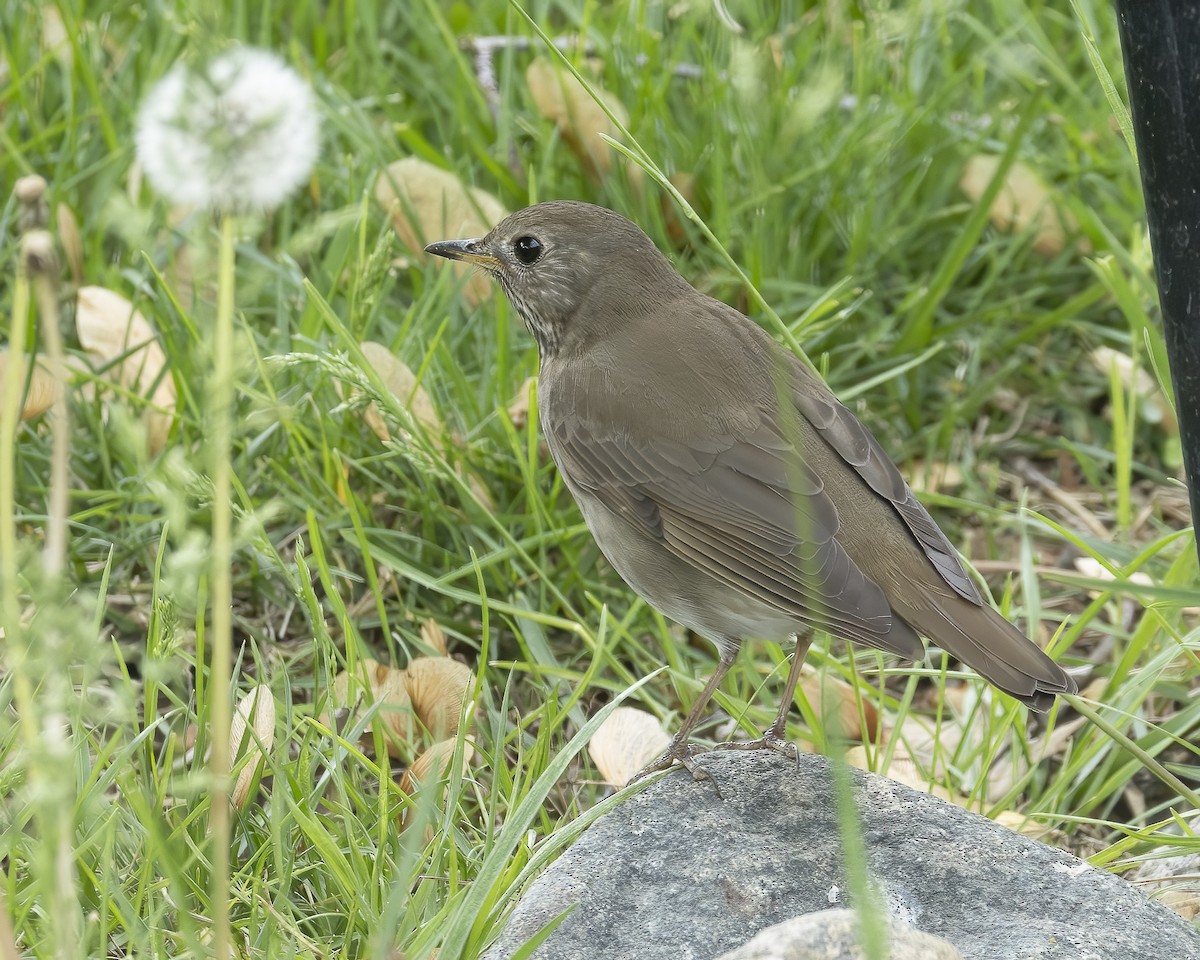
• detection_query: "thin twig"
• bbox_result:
[462,34,711,180]
[1012,456,1110,539]
[463,35,706,82]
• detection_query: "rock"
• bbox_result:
[483,753,1200,960]
[714,909,963,959]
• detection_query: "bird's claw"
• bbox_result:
[712,729,800,766]
[630,737,724,798]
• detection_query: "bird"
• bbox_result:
[425,200,1075,786]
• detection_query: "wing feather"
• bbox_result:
[788,366,982,603]
[551,421,921,656]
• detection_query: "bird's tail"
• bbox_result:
[897,595,1075,712]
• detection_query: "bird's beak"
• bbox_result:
[424,238,502,270]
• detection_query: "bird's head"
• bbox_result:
[425,200,686,357]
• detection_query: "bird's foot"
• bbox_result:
[630,737,724,798]
[712,728,800,766]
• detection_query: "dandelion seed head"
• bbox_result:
[136,47,319,213]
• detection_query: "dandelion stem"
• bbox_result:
[26,234,68,575]
[0,255,37,746]
[209,211,236,960]
[0,251,29,640]
[134,48,318,954]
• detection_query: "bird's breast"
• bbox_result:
[540,331,769,446]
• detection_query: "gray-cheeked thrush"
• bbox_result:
[426,200,1075,786]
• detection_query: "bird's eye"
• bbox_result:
[513,236,543,265]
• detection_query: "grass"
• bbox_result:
[2,0,1198,957]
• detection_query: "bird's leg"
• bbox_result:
[713,631,813,763]
[630,648,737,793]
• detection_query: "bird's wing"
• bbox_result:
[550,415,921,656]
[786,363,983,604]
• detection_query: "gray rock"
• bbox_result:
[484,752,1200,960]
[713,909,963,959]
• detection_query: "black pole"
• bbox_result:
[1115,3,1200,563]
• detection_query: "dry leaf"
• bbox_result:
[1078,675,1108,704]
[907,459,964,496]
[229,685,275,808]
[1090,346,1177,433]
[867,713,972,801]
[75,285,175,454]
[981,715,1087,803]
[890,712,965,765]
[358,341,441,445]
[0,350,64,420]
[588,706,670,788]
[373,157,506,307]
[960,156,1083,256]
[846,744,963,804]
[404,657,474,739]
[993,810,1068,846]
[1157,890,1200,921]
[374,666,416,746]
[1072,557,1154,595]
[420,618,448,657]
[330,658,416,752]
[1133,851,1200,921]
[399,738,475,794]
[796,665,878,742]
[41,5,72,69]
[180,722,200,763]
[397,738,475,832]
[526,57,638,183]
[506,376,538,429]
[328,656,475,757]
